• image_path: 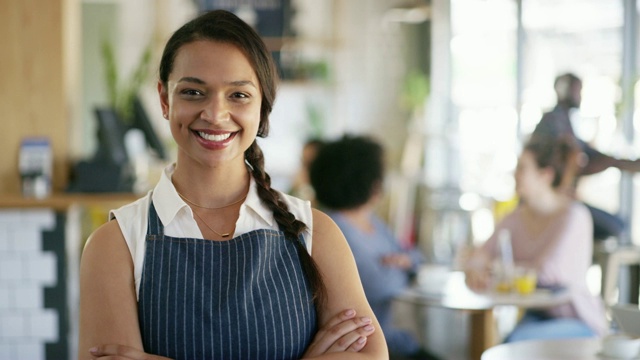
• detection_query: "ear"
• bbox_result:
[157,80,169,120]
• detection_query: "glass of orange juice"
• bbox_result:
[491,262,514,293]
[514,266,537,295]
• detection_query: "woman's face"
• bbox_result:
[514,150,552,199]
[159,40,262,168]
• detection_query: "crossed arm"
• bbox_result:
[78,210,388,359]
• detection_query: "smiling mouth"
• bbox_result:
[195,131,235,142]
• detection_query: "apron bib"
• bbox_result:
[138,203,317,359]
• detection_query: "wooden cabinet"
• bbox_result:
[0,0,81,195]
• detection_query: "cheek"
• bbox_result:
[239,104,262,129]
[170,100,200,119]
[168,119,185,140]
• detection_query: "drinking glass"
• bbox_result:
[513,266,537,295]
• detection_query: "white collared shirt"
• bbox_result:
[109,163,313,297]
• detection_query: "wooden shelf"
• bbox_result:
[0,192,141,211]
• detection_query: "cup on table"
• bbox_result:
[601,334,640,359]
[513,266,537,295]
[491,262,514,293]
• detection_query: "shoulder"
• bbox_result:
[82,219,133,280]
[310,209,350,257]
[311,208,340,235]
[86,190,149,266]
[553,200,593,245]
[531,109,564,136]
[84,219,127,255]
[110,191,151,223]
[277,191,312,224]
[566,201,592,224]
[84,191,150,272]
[275,190,313,248]
[278,190,311,218]
[552,201,594,251]
[497,206,525,227]
[109,192,152,252]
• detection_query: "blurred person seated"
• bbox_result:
[288,138,324,206]
[530,73,638,241]
[310,134,439,360]
[463,136,608,342]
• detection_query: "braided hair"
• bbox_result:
[159,10,326,307]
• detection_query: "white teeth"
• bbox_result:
[198,131,232,141]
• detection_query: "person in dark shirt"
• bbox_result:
[530,73,640,240]
[310,134,440,360]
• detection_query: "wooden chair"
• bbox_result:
[598,246,640,306]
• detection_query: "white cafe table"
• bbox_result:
[481,337,602,360]
[397,269,571,360]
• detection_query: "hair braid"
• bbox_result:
[245,142,326,308]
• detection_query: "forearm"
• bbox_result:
[305,352,388,359]
[580,148,640,175]
[615,159,640,173]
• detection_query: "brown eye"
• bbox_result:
[181,89,203,97]
[231,92,249,99]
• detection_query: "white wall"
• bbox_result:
[263,0,414,190]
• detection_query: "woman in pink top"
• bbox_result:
[464,136,607,342]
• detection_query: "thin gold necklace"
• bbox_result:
[175,190,247,238]
[176,190,248,210]
[190,207,233,238]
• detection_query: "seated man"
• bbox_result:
[309,134,438,360]
[530,73,638,240]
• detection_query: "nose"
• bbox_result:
[200,95,229,123]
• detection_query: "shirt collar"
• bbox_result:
[152,163,189,226]
[151,163,274,228]
[243,176,274,227]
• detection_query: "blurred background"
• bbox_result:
[2,0,640,358]
[52,0,639,260]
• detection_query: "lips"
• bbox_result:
[196,131,232,142]
[192,129,238,149]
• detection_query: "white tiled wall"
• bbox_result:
[0,209,58,360]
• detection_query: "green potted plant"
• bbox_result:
[101,37,153,124]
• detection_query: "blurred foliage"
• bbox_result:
[400,69,430,111]
[305,103,325,139]
[101,38,152,124]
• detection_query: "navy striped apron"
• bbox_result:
[138,203,317,359]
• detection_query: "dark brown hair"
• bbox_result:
[159,10,325,307]
[524,136,581,190]
[310,134,384,210]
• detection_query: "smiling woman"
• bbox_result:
[77,9,388,360]
[164,40,262,163]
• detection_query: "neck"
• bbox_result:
[172,158,251,208]
[339,204,375,233]
[523,189,568,216]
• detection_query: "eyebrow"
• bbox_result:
[177,76,206,85]
[177,77,257,88]
[229,80,257,88]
